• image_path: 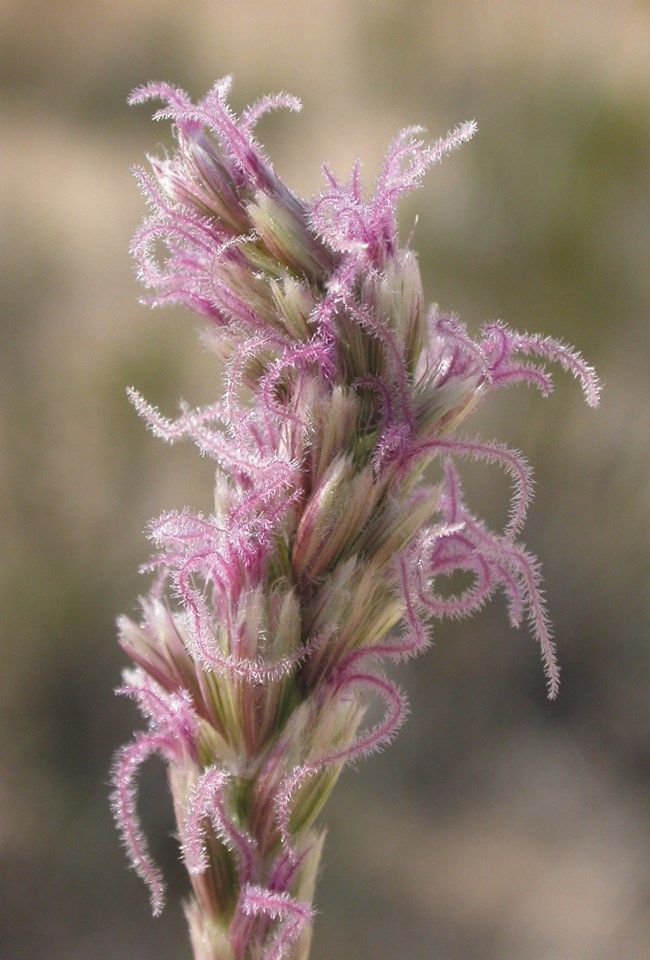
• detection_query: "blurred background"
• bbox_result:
[1,1,649,958]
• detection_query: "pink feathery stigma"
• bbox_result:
[113,76,600,959]
[241,886,313,960]
[183,767,259,880]
[111,734,170,915]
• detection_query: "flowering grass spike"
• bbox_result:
[113,77,600,960]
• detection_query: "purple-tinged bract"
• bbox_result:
[113,77,600,960]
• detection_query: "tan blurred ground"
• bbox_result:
[1,2,649,958]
